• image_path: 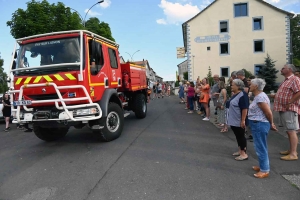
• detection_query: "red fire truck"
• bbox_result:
[8,30,148,142]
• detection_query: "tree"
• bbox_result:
[257,54,279,93]
[0,57,9,93]
[242,68,253,78]
[85,17,115,41]
[183,72,188,80]
[207,66,213,86]
[7,0,83,39]
[291,15,300,65]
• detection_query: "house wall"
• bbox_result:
[186,0,290,83]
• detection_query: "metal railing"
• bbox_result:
[9,82,102,123]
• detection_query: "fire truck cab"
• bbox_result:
[9,30,148,142]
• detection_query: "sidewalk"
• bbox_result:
[208,102,300,189]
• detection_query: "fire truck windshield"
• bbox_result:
[16,37,81,75]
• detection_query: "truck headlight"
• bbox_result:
[76,108,97,116]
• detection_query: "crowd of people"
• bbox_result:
[178,64,300,178]
[149,81,172,99]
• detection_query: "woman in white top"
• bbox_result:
[248,78,277,178]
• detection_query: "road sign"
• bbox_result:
[176,47,185,58]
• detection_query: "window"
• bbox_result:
[220,67,229,77]
[89,39,104,75]
[220,21,228,33]
[234,3,248,17]
[108,48,118,69]
[207,47,211,51]
[220,43,229,55]
[254,65,263,75]
[253,17,263,30]
[254,40,264,52]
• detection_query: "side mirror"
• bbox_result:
[11,60,16,70]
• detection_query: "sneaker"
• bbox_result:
[4,128,8,132]
[203,117,210,121]
[24,129,33,132]
[247,135,253,140]
[187,111,193,114]
[184,107,188,110]
[7,127,11,130]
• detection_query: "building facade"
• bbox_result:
[182,0,294,83]
[177,60,188,81]
[134,60,157,83]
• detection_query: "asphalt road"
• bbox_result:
[0,95,299,200]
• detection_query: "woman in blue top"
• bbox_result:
[248,78,277,178]
[178,82,185,103]
[226,79,249,161]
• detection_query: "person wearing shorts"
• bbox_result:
[273,64,300,161]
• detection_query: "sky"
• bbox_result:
[0,0,300,81]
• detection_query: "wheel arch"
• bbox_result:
[99,89,123,117]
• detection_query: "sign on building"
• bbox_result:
[176,47,186,58]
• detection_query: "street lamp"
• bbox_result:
[83,0,104,27]
[125,50,140,62]
[65,6,84,23]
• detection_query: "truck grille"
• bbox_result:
[27,93,66,100]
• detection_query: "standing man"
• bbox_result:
[236,70,249,93]
[273,64,300,161]
[211,75,220,116]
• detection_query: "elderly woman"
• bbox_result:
[178,82,185,103]
[248,78,277,178]
[226,79,249,160]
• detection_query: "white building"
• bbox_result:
[182,0,294,83]
[177,60,188,81]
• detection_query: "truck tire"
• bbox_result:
[94,102,124,142]
[33,125,69,142]
[134,93,147,119]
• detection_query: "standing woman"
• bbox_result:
[185,82,195,113]
[216,81,228,131]
[167,84,171,97]
[178,82,185,103]
[199,78,210,121]
[248,78,277,178]
[2,93,11,131]
[227,79,249,160]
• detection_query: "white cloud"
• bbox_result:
[157,0,200,25]
[99,0,111,9]
[156,19,167,24]
[85,9,101,17]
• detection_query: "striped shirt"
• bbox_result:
[273,75,300,114]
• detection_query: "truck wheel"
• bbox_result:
[33,125,69,142]
[134,93,147,119]
[95,102,124,142]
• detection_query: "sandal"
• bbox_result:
[220,128,228,133]
[235,156,248,161]
[232,152,240,156]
